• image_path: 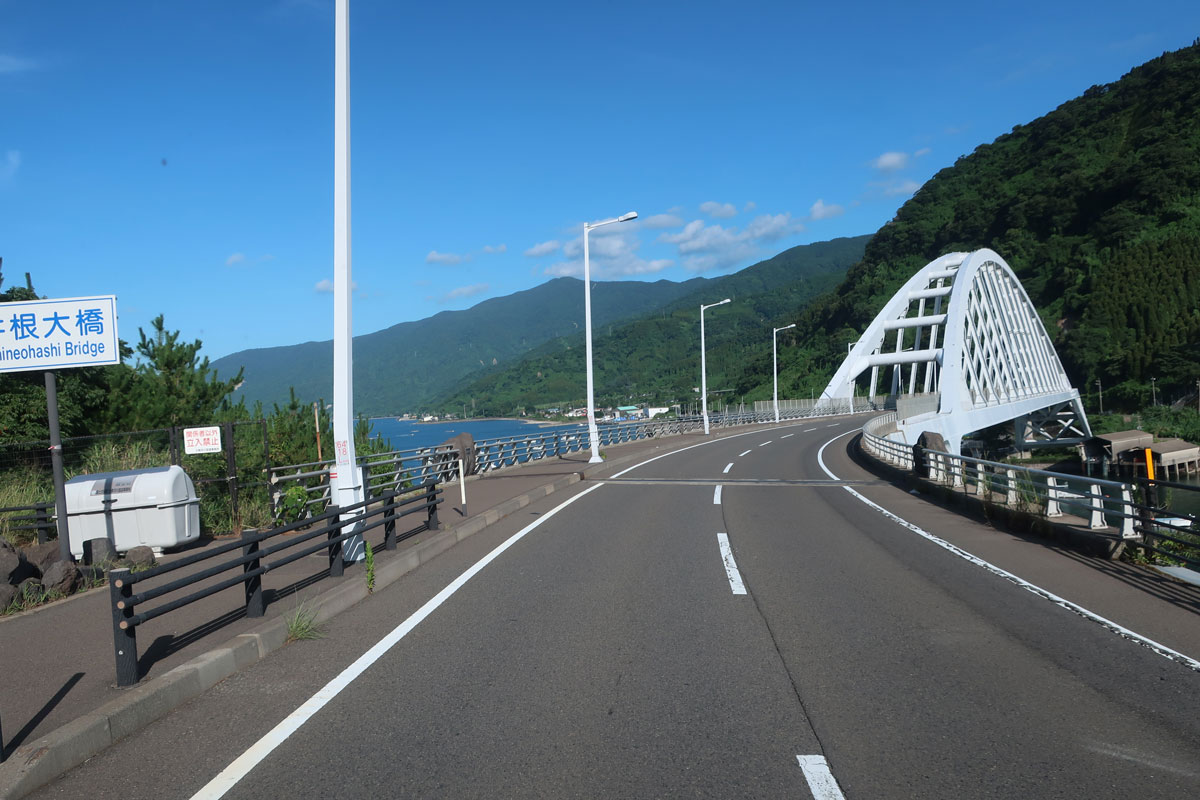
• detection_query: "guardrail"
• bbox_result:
[0,501,56,545]
[108,482,442,686]
[860,413,1200,568]
[267,400,880,519]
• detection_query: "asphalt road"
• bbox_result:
[30,419,1200,799]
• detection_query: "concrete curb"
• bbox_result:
[0,472,584,800]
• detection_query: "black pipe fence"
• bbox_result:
[0,501,55,545]
[108,481,442,686]
[1132,476,1200,569]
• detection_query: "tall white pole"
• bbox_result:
[332,0,363,561]
[701,306,709,435]
[583,224,601,463]
[773,323,795,423]
[581,212,636,463]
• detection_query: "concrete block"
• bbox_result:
[0,713,110,800]
[105,667,202,742]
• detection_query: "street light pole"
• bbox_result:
[1151,377,1158,407]
[773,323,796,423]
[1096,378,1103,415]
[583,211,637,463]
[700,298,731,435]
[331,0,363,561]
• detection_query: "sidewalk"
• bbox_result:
[0,427,726,797]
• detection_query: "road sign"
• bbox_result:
[0,295,119,373]
[184,426,222,455]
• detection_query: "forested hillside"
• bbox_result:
[768,41,1200,410]
[433,236,869,414]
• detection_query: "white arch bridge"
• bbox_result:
[818,248,1091,455]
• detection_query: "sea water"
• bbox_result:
[368,418,580,453]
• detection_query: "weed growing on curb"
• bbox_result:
[285,599,324,642]
[364,541,376,593]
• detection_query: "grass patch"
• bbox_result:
[285,599,324,642]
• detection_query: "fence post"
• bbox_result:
[327,504,344,578]
[223,421,239,527]
[36,502,51,545]
[169,427,180,466]
[1046,476,1063,517]
[383,492,397,550]
[109,568,139,687]
[1005,469,1018,505]
[1119,485,1137,539]
[242,531,264,617]
[1088,484,1106,529]
[425,481,440,531]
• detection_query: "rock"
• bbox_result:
[84,537,116,566]
[125,546,156,569]
[41,561,84,595]
[0,582,14,610]
[2,544,39,585]
[23,540,62,573]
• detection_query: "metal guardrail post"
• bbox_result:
[242,531,264,617]
[109,568,139,687]
[36,502,50,545]
[1045,476,1063,517]
[426,482,440,531]
[327,504,344,578]
[383,493,398,550]
[1088,484,1106,529]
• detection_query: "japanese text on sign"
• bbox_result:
[184,426,222,455]
[0,295,120,373]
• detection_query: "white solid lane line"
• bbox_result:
[759,440,773,447]
[190,483,607,799]
[717,533,747,595]
[815,431,1200,673]
[797,755,846,800]
[738,449,752,457]
[713,485,723,504]
[723,463,733,474]
[781,433,794,439]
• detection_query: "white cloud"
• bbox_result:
[426,250,465,265]
[0,150,21,182]
[547,226,673,279]
[809,199,845,220]
[641,213,684,230]
[872,151,909,172]
[524,239,561,257]
[315,278,358,293]
[482,244,506,254]
[885,179,923,196]
[743,201,757,212]
[659,212,804,273]
[439,283,490,303]
[914,147,931,158]
[225,252,246,267]
[0,55,37,74]
[700,200,738,219]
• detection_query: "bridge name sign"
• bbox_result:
[0,295,120,373]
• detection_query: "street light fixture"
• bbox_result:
[773,323,796,423]
[583,211,638,463]
[700,298,731,434]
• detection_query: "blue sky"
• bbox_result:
[2,1,1197,362]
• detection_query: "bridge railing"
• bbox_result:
[860,413,1140,538]
[267,402,877,519]
[863,416,1200,569]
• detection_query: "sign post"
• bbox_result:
[0,295,120,562]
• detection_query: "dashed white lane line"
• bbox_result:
[738,449,752,457]
[797,755,846,799]
[815,431,1200,674]
[824,423,839,428]
[713,485,723,504]
[723,462,733,474]
[716,533,747,595]
[759,440,773,447]
[189,484,607,799]
[802,428,816,433]
[781,433,794,439]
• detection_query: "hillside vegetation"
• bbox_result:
[433,236,870,414]
[768,41,1200,410]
